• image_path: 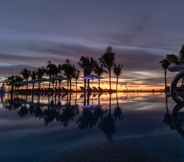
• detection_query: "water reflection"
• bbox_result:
[3,93,79,126]
[172,104,184,138]
[162,94,175,130]
[164,90,184,138]
[2,92,124,140]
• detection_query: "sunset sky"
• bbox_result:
[0,0,184,90]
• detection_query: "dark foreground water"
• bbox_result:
[0,92,184,161]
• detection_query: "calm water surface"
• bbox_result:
[0,92,183,161]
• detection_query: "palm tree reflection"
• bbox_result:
[3,94,79,127]
[77,109,96,130]
[44,108,59,126]
[99,93,115,141]
[172,104,184,138]
[4,97,26,111]
[59,104,78,127]
[3,92,124,141]
[33,106,43,119]
[18,105,29,117]
[162,94,175,130]
[114,93,123,120]
[99,93,124,141]
[77,92,107,130]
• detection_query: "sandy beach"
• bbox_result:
[35,137,183,162]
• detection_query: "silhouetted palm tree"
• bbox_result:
[166,45,184,85]
[20,68,31,81]
[113,63,123,91]
[166,45,184,65]
[20,68,31,90]
[36,67,45,79]
[166,54,180,65]
[78,56,96,90]
[30,70,37,90]
[57,64,63,87]
[159,59,170,90]
[35,67,45,88]
[47,61,58,77]
[73,69,80,91]
[46,61,58,88]
[94,61,107,88]
[4,75,23,93]
[62,59,76,91]
[99,46,115,90]
[30,70,37,80]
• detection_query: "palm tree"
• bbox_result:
[4,75,23,99]
[4,75,23,86]
[159,59,170,90]
[20,68,31,81]
[20,68,31,90]
[30,70,37,80]
[47,61,58,77]
[166,54,180,65]
[57,64,62,74]
[61,59,76,91]
[30,70,37,90]
[46,61,58,88]
[36,67,45,79]
[166,45,184,65]
[78,56,96,90]
[166,45,184,86]
[56,64,63,87]
[99,46,115,90]
[35,67,45,88]
[113,63,123,91]
[94,61,107,88]
[73,69,80,91]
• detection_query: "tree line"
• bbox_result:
[4,46,123,91]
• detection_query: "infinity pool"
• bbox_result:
[0,92,183,161]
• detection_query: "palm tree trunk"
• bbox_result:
[98,78,100,88]
[88,79,90,91]
[55,80,57,88]
[84,78,86,93]
[70,79,72,91]
[11,84,14,93]
[67,80,69,90]
[33,83,35,92]
[26,79,28,91]
[116,76,118,91]
[164,69,167,90]
[109,69,111,90]
[75,80,77,91]
[49,74,51,88]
